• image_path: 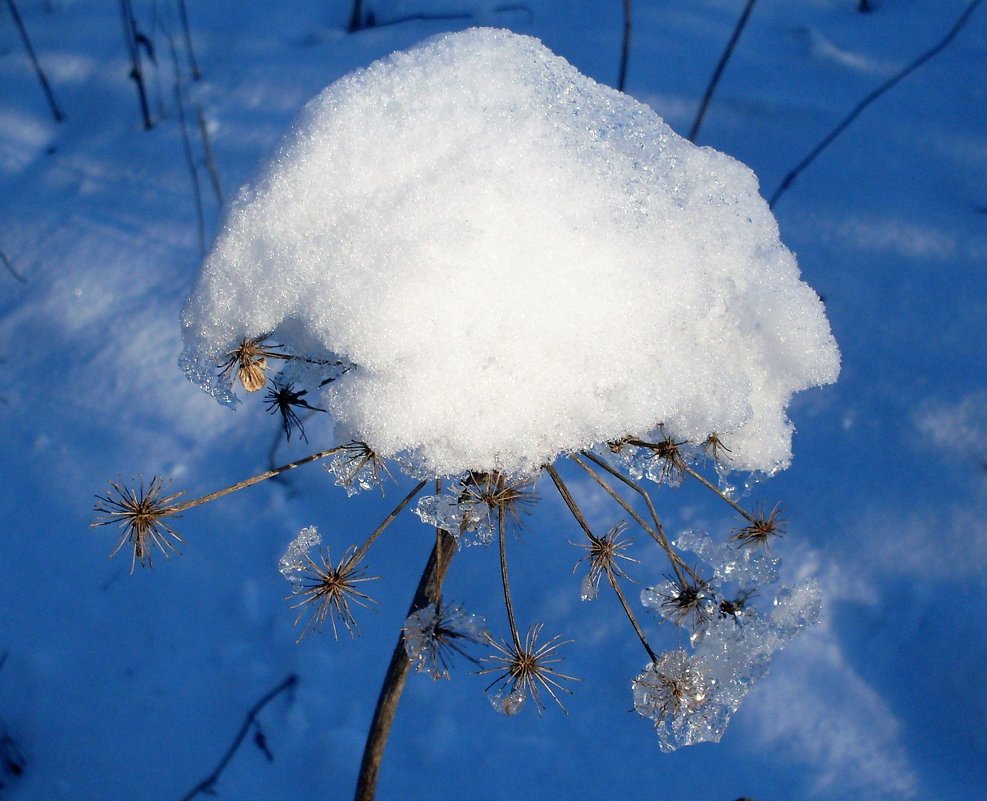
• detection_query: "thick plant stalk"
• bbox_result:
[354,528,458,801]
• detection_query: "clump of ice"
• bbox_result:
[279,525,321,589]
[181,27,839,477]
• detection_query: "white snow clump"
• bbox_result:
[181,27,839,477]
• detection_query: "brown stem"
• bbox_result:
[353,529,458,801]
[349,480,427,567]
[606,568,659,663]
[570,453,692,584]
[498,506,522,651]
[168,446,345,514]
[543,463,597,542]
[545,464,659,661]
[682,464,753,522]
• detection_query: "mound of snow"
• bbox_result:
[181,27,839,476]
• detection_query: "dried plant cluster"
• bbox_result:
[94,335,821,757]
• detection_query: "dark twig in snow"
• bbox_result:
[164,27,206,254]
[349,3,531,31]
[617,0,632,91]
[120,0,154,129]
[2,0,64,122]
[176,0,201,80]
[196,105,224,204]
[177,674,298,801]
[769,0,985,207]
[0,251,26,284]
[688,0,757,142]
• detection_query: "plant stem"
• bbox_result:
[617,0,632,91]
[688,0,757,142]
[354,529,458,801]
[3,0,64,122]
[167,445,345,514]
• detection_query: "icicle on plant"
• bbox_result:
[94,29,840,801]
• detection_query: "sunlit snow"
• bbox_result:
[181,27,839,477]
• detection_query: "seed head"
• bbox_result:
[479,623,578,715]
[92,477,183,573]
[288,546,379,640]
[264,381,326,442]
[219,334,286,392]
[732,503,785,549]
[403,599,488,680]
[573,521,637,600]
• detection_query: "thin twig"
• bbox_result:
[195,105,223,204]
[120,0,154,129]
[688,0,757,142]
[178,674,298,801]
[349,480,427,566]
[682,464,753,522]
[168,445,346,514]
[2,0,64,122]
[768,0,985,207]
[176,0,201,80]
[579,451,678,558]
[569,454,691,583]
[544,464,658,661]
[606,567,659,663]
[354,529,458,801]
[498,506,522,651]
[617,0,633,91]
[0,251,26,284]
[164,26,205,254]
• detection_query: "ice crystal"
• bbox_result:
[403,601,488,680]
[279,525,322,589]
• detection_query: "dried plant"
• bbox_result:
[288,546,379,640]
[92,476,183,572]
[95,334,822,797]
[731,503,785,549]
[480,624,578,715]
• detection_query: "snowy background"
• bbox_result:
[1,1,985,799]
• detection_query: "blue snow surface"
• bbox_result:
[1,1,985,799]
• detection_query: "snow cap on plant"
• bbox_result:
[180,26,839,477]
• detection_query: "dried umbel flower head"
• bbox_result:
[480,623,578,715]
[459,471,537,529]
[732,503,785,549]
[632,650,713,751]
[644,574,716,635]
[402,599,488,680]
[328,441,394,496]
[264,381,325,442]
[289,546,379,640]
[573,521,637,601]
[92,477,183,572]
[218,333,286,392]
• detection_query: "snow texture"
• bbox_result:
[181,27,839,477]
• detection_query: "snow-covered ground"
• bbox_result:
[1,1,985,799]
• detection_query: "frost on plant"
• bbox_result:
[403,601,488,680]
[98,25,841,768]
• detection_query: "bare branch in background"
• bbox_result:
[617,0,632,91]
[177,0,201,80]
[769,0,985,208]
[688,0,757,143]
[178,674,298,801]
[120,0,154,129]
[1,251,27,284]
[2,0,65,122]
